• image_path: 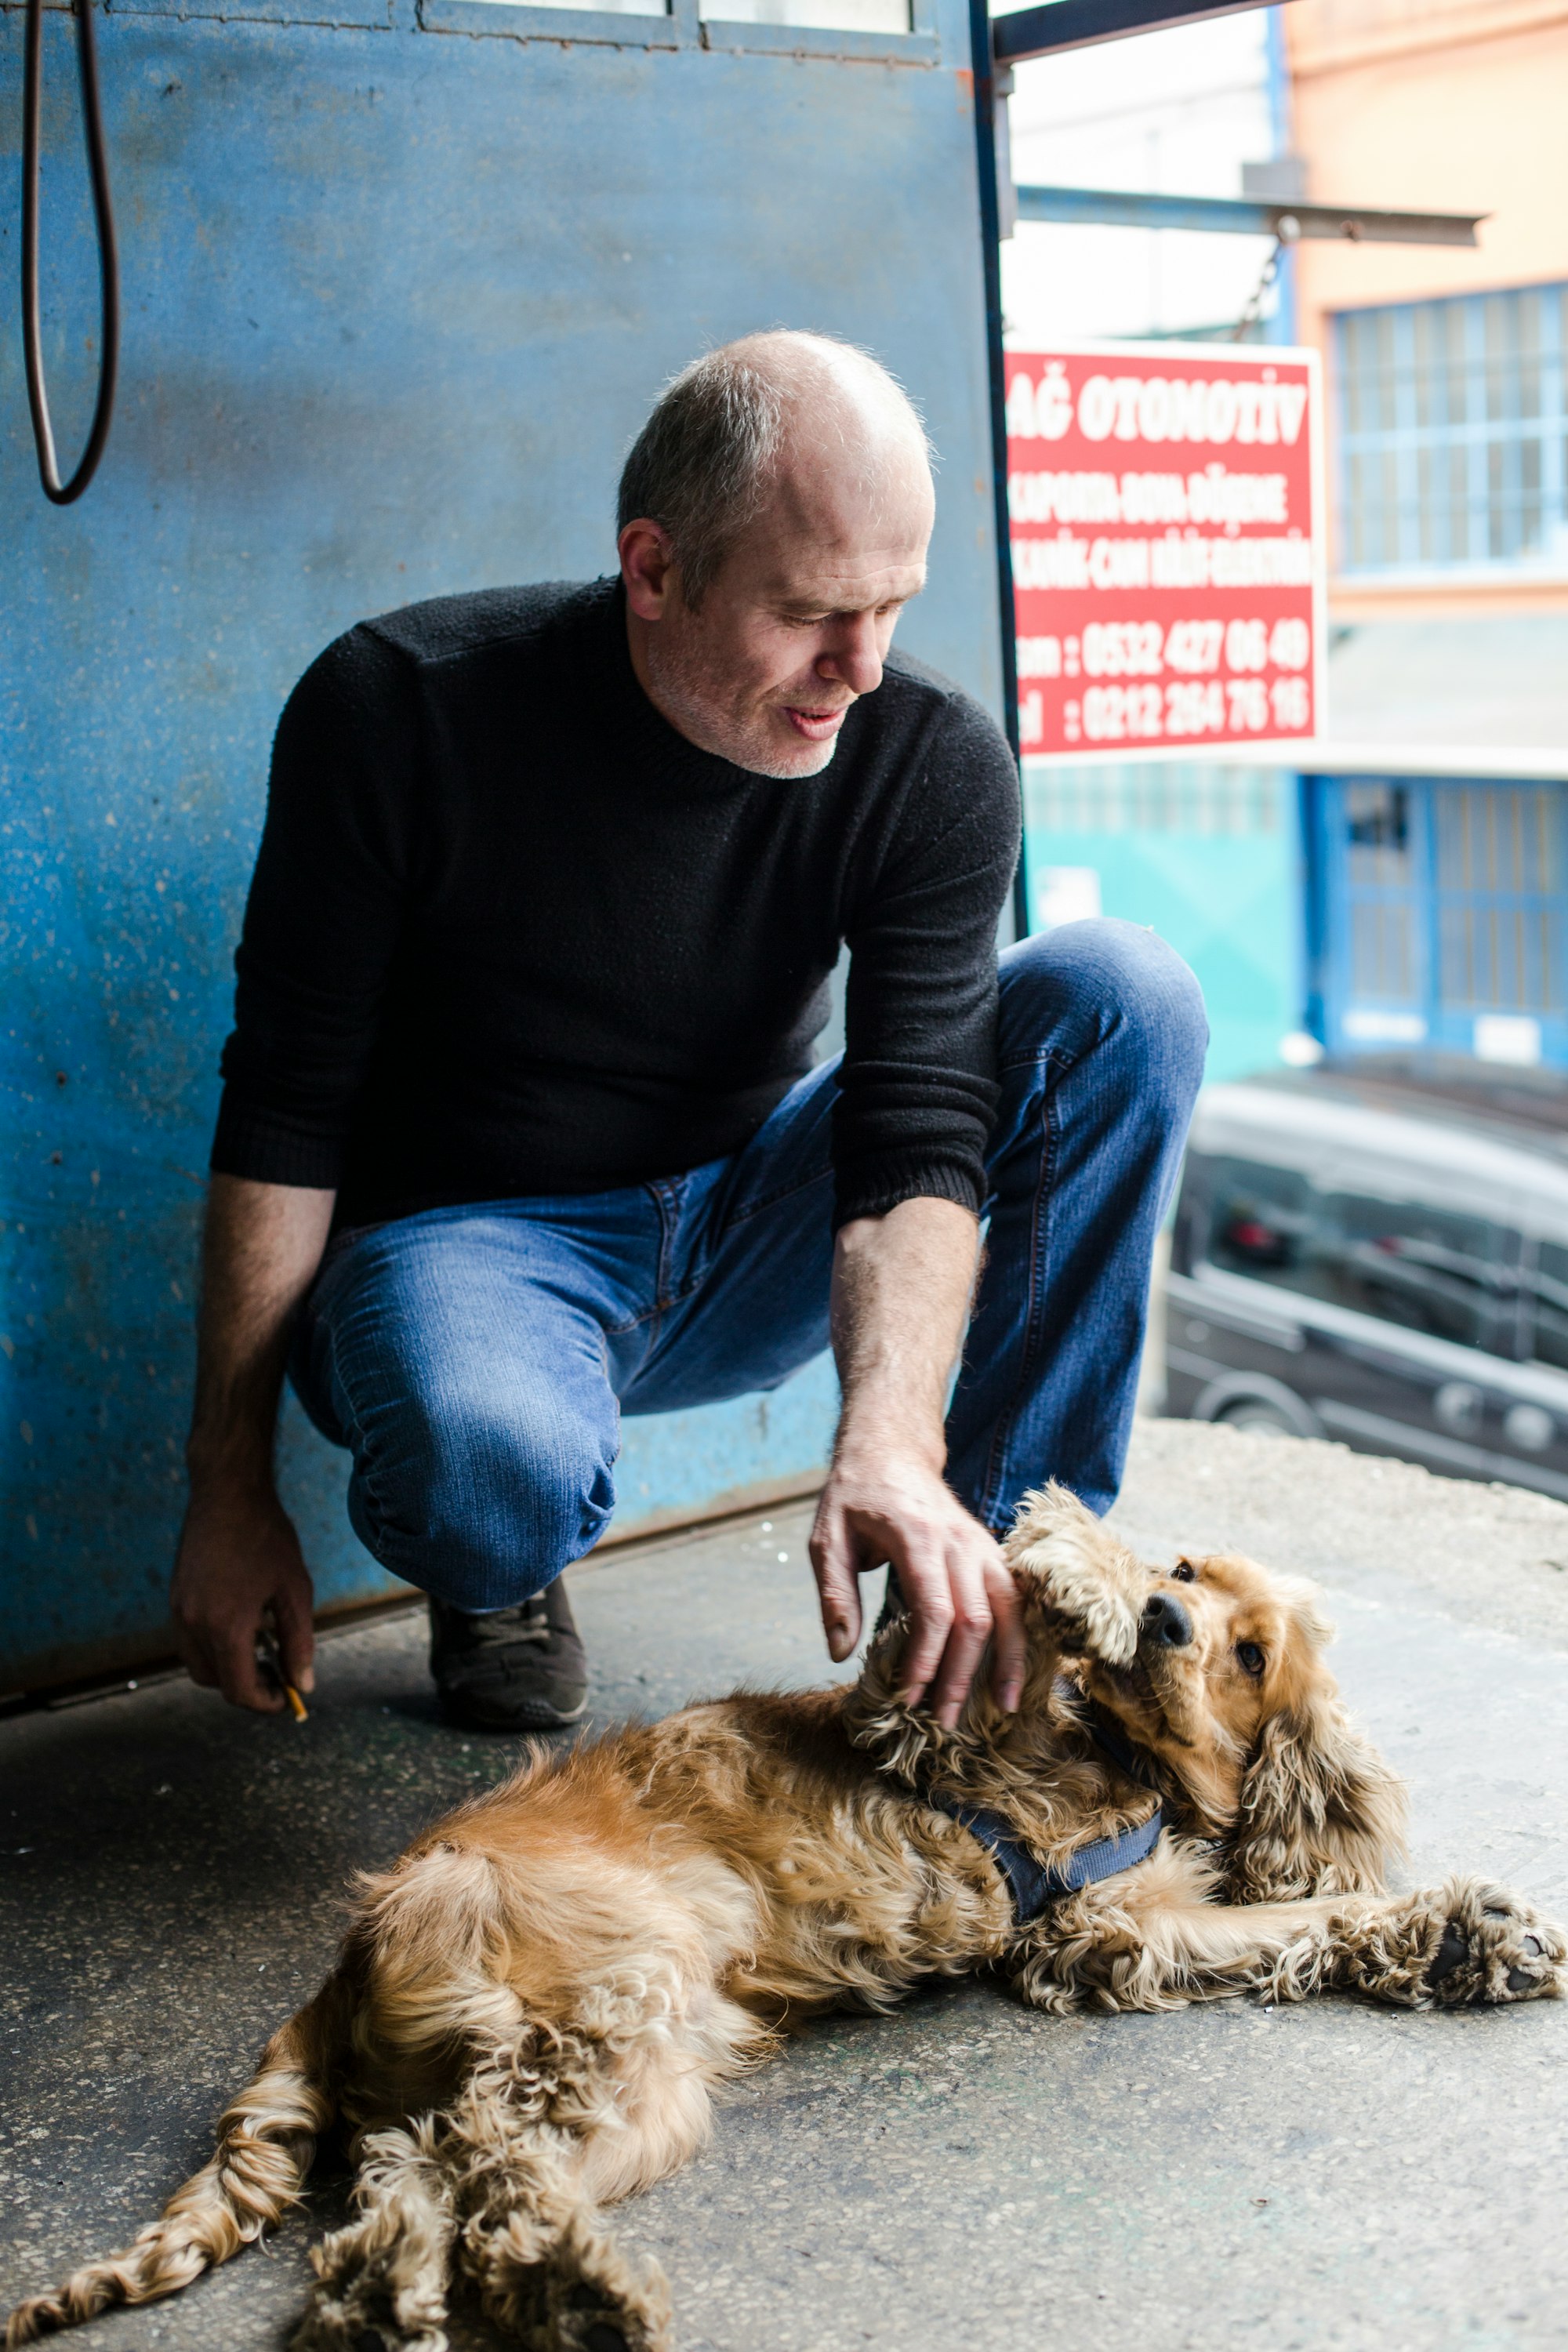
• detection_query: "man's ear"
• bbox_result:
[1221,1690,1407,1902]
[619,517,679,620]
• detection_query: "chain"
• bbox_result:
[1231,235,1284,343]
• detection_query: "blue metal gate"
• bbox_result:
[2,0,1004,1690]
[1307,771,1568,1066]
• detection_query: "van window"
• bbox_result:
[1530,1240,1568,1372]
[1198,1154,1519,1352]
[1203,1157,1314,1283]
[1318,1193,1512,1349]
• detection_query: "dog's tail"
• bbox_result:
[4,1988,341,2346]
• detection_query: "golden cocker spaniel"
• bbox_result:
[9,1485,1563,2352]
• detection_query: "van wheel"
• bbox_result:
[1218,1399,1299,1440]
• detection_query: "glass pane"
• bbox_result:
[1483,293,1518,423]
[1447,444,1470,563]
[1495,437,1514,560]
[1344,452,1367,568]
[1345,782,1410,885]
[1334,282,1568,575]
[1521,433,1543,553]
[1319,1193,1514,1349]
[701,0,909,24]
[1200,1159,1316,1289]
[460,0,670,12]
[1531,1240,1568,1373]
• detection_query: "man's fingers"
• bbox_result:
[213,1622,283,1714]
[808,1513,864,1664]
[895,1552,956,1705]
[175,1621,220,1691]
[926,1548,993,1729]
[984,1558,1027,1713]
[272,1575,317,1695]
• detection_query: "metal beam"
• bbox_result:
[1013,184,1484,246]
[993,0,1279,67]
[967,0,1029,939]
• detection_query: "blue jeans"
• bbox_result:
[289,922,1207,1612]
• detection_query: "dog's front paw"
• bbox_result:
[1345,1878,1566,2009]
[1006,1485,1145,1667]
[1037,1552,1142,1667]
[1421,1879,1566,2008]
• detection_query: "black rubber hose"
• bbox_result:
[21,0,120,505]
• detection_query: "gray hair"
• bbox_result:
[616,333,927,608]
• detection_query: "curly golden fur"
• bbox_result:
[9,1486,1563,2352]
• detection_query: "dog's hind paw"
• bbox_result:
[292,2282,448,2352]
[1421,1880,1566,2008]
[545,2267,672,2352]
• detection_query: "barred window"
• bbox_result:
[1336,285,1568,574]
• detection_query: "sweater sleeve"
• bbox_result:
[209,626,418,1189]
[832,688,1022,1228]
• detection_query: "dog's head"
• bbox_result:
[1007,1485,1407,1899]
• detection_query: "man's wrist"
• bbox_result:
[831,1409,946,1481]
[185,1444,278,1509]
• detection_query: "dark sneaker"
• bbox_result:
[428,1580,588,1732]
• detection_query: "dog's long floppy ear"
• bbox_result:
[842,1613,947,1785]
[1221,1686,1407,1902]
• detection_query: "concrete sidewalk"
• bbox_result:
[2,1421,1566,2351]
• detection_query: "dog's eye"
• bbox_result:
[1171,1562,1196,1584]
[1236,1641,1266,1677]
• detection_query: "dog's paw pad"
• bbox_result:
[1427,1922,1471,1990]
[557,2281,641,2352]
[1425,1895,1565,2005]
[1508,1937,1548,1995]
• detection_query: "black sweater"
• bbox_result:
[212,579,1021,1232]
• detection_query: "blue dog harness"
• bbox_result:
[926,1712,1164,1926]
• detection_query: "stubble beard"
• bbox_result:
[641,630,843,780]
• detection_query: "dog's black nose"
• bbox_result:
[1141,1592,1193,1648]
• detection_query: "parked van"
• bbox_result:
[1166,1059,1568,1501]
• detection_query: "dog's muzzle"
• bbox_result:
[1141,1592,1193,1650]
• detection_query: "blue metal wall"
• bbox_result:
[1,0,1002,1688]
[1023,760,1304,1084]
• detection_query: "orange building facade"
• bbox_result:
[1286,0,1568,623]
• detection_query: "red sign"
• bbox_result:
[1004,343,1324,757]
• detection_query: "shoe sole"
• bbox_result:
[437,1691,590,1733]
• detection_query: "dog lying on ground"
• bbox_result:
[8,1484,1563,2352]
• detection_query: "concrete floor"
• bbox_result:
[2,1420,1566,2352]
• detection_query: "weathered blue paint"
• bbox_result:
[1022,760,1302,1084]
[1,0,1003,1690]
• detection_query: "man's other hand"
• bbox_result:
[809,1448,1025,1730]
[171,1484,317,1714]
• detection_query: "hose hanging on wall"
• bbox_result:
[21,0,120,504]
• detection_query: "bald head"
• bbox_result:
[617,331,933,608]
[618,332,935,778]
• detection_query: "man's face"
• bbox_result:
[622,434,934,778]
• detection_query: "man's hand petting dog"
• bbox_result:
[810,1449,1026,1728]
